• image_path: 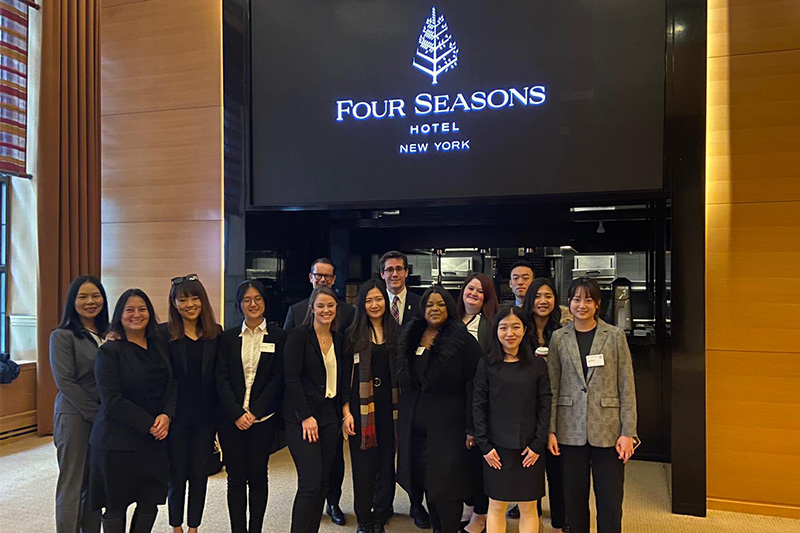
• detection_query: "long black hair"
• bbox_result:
[486,305,534,366]
[108,289,159,340]
[56,275,109,338]
[521,277,562,348]
[345,280,399,354]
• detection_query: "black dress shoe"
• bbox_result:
[357,523,372,533]
[506,505,520,519]
[373,521,386,533]
[326,503,347,526]
[410,505,432,529]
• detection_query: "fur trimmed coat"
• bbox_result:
[396,317,482,502]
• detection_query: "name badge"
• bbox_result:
[354,352,360,364]
[260,342,275,353]
[586,354,604,367]
[415,346,425,356]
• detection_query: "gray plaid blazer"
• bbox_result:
[547,319,637,448]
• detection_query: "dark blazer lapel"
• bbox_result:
[253,327,276,383]
[563,324,588,388]
[230,334,246,393]
[308,326,326,368]
[586,321,610,384]
[176,337,189,375]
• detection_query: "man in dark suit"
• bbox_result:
[283,257,353,526]
[283,257,355,333]
[379,250,428,528]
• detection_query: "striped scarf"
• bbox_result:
[356,342,399,450]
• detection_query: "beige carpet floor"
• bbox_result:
[1,436,798,532]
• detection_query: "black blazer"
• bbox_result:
[473,356,552,456]
[402,290,421,325]
[157,323,219,427]
[89,337,177,451]
[216,324,287,424]
[283,297,355,334]
[283,324,345,426]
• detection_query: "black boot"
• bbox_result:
[129,510,157,533]
[101,515,125,533]
[356,522,372,533]
[373,520,386,533]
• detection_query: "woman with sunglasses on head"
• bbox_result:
[340,280,400,533]
[547,277,637,533]
[88,289,176,533]
[505,278,569,531]
[473,305,551,533]
[216,280,287,533]
[284,285,345,533]
[50,275,108,533]
[455,273,499,533]
[163,274,222,533]
[396,286,483,533]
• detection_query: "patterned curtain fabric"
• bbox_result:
[0,0,28,176]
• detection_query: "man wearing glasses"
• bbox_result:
[380,250,420,327]
[283,257,355,333]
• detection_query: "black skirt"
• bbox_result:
[483,446,545,502]
[88,439,169,510]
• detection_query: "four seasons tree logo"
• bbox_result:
[412,7,459,85]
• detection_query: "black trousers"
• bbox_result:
[217,417,276,533]
[348,416,395,525]
[427,499,463,533]
[560,444,625,533]
[465,447,489,515]
[327,432,345,506]
[167,423,215,528]
[286,420,339,533]
[545,448,568,527]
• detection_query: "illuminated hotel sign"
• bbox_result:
[333,7,547,155]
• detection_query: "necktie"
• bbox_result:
[391,295,400,323]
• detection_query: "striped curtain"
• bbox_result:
[0,0,28,176]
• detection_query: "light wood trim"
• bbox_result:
[101,107,223,223]
[102,0,150,7]
[708,0,800,58]
[101,220,224,320]
[0,411,37,434]
[101,0,222,116]
[708,498,800,520]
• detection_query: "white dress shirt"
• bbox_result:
[322,343,337,399]
[239,319,273,422]
[387,286,408,324]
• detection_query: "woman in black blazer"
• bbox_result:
[473,305,551,533]
[283,285,345,533]
[396,286,482,533]
[216,280,287,533]
[50,275,108,533]
[163,274,221,533]
[88,289,177,533]
[340,280,400,533]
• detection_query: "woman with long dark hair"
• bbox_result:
[396,286,483,533]
[216,280,287,533]
[284,285,345,533]
[548,277,638,533]
[51,275,108,533]
[509,277,568,530]
[164,274,222,533]
[88,289,177,533]
[341,280,400,533]
[473,305,551,533]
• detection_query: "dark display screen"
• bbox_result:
[251,0,665,207]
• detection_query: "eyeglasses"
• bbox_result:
[382,266,406,274]
[311,273,335,282]
[171,273,199,285]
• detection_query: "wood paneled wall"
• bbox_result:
[100,0,224,320]
[706,0,800,518]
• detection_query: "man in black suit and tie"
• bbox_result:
[283,257,355,333]
[283,257,354,526]
[379,250,429,528]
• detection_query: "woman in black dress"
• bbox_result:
[89,289,177,533]
[216,280,287,533]
[396,286,482,533]
[284,285,345,533]
[341,280,400,533]
[164,274,221,533]
[473,305,551,533]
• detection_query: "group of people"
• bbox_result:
[50,251,637,533]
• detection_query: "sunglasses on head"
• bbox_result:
[171,273,199,285]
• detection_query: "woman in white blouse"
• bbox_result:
[216,280,288,533]
[283,286,346,533]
